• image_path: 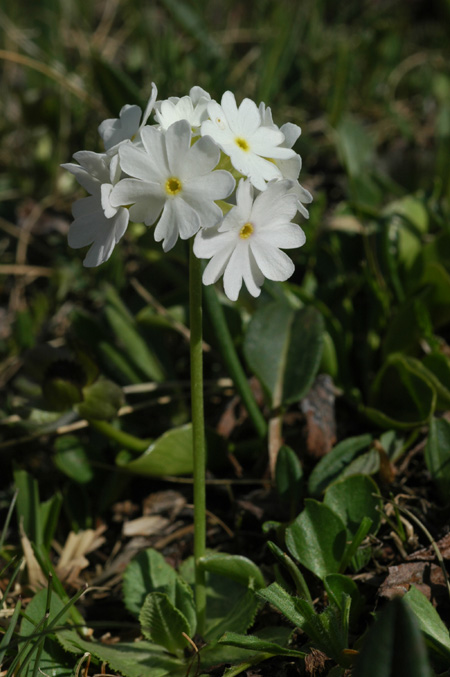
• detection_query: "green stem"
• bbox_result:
[88,419,150,452]
[203,284,267,439]
[189,241,207,635]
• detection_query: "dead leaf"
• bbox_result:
[54,525,107,587]
[122,515,169,538]
[19,520,47,590]
[142,490,186,520]
[301,375,337,459]
[378,561,447,603]
[408,533,450,561]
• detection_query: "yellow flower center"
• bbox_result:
[165,177,182,196]
[235,137,250,152]
[239,222,254,239]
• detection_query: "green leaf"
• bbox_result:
[338,448,380,479]
[340,516,374,573]
[421,261,450,328]
[40,493,63,551]
[53,435,94,484]
[353,597,432,677]
[324,475,382,537]
[244,303,324,406]
[139,592,191,655]
[266,541,312,602]
[205,588,260,642]
[20,589,73,677]
[335,114,374,178]
[383,195,429,235]
[199,627,295,673]
[425,417,450,502]
[218,631,305,658]
[308,434,373,496]
[14,468,42,546]
[324,574,362,623]
[116,424,194,477]
[257,584,350,665]
[365,353,436,428]
[58,630,185,677]
[404,585,450,661]
[285,500,347,579]
[401,356,450,409]
[257,582,310,629]
[77,378,124,421]
[179,557,260,641]
[199,553,265,590]
[275,445,304,505]
[123,549,195,633]
[105,302,165,382]
[423,353,450,408]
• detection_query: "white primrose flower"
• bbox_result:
[154,86,211,131]
[98,82,158,151]
[201,91,296,191]
[62,151,129,267]
[194,178,306,301]
[259,103,313,219]
[109,119,235,252]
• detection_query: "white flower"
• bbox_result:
[62,151,129,267]
[109,119,235,252]
[98,82,158,151]
[259,103,313,218]
[201,91,296,191]
[194,179,305,301]
[154,86,211,131]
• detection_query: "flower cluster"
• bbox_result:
[63,84,312,300]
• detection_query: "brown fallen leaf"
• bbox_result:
[122,515,170,538]
[20,521,47,590]
[378,561,447,604]
[54,525,107,588]
[408,532,450,561]
[301,374,337,459]
[142,490,186,520]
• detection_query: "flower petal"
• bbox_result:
[237,98,261,137]
[280,122,301,148]
[118,142,162,183]
[220,91,239,130]
[165,120,191,175]
[139,126,169,173]
[257,223,306,249]
[62,163,100,195]
[182,192,223,230]
[249,127,285,154]
[194,227,236,259]
[223,242,247,301]
[250,238,295,281]
[186,168,235,204]
[110,178,164,225]
[241,245,263,298]
[181,135,220,178]
[140,82,158,128]
[251,184,297,228]
[200,239,236,286]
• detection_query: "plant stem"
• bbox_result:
[189,241,207,635]
[203,284,267,439]
[88,419,150,452]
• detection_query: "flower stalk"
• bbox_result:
[189,240,207,635]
